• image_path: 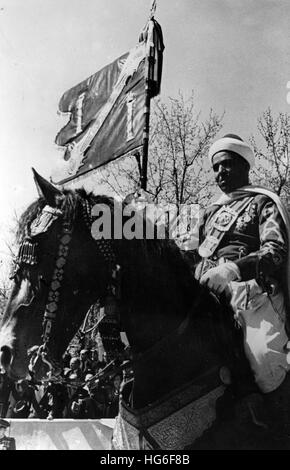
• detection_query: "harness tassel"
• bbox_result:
[16,238,38,266]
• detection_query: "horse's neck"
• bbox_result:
[118,239,192,345]
[126,290,237,410]
[116,239,227,408]
[120,273,190,353]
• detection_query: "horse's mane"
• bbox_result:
[17,198,46,241]
[16,189,115,239]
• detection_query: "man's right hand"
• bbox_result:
[199,261,241,295]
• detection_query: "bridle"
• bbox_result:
[28,197,121,381]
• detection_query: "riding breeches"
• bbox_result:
[228,279,290,393]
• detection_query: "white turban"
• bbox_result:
[208,135,255,169]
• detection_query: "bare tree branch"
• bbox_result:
[98,92,223,208]
[250,108,290,200]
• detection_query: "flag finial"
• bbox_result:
[150,0,157,19]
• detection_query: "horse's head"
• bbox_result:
[0,171,114,381]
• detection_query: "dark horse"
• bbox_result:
[0,171,284,449]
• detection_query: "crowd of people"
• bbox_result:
[0,348,132,420]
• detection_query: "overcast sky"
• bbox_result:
[0,0,289,264]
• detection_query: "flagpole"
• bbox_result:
[140,1,157,191]
[140,68,152,191]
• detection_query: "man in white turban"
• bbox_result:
[196,133,290,433]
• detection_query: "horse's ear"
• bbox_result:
[32,168,62,207]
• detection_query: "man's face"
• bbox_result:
[113,375,121,390]
[91,350,98,361]
[0,427,5,438]
[16,384,24,396]
[212,152,249,193]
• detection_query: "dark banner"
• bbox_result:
[52,19,164,185]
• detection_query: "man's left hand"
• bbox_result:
[199,261,241,295]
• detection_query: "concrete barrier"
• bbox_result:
[5,419,115,450]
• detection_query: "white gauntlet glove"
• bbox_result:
[199,261,241,295]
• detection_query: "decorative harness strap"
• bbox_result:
[198,196,254,258]
[42,199,119,345]
[81,199,117,264]
[42,215,74,344]
[31,198,122,378]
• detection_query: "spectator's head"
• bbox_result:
[83,373,94,393]
[91,349,99,361]
[0,419,10,438]
[80,349,89,361]
[15,379,29,396]
[112,374,122,391]
[70,357,81,370]
[85,373,94,383]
